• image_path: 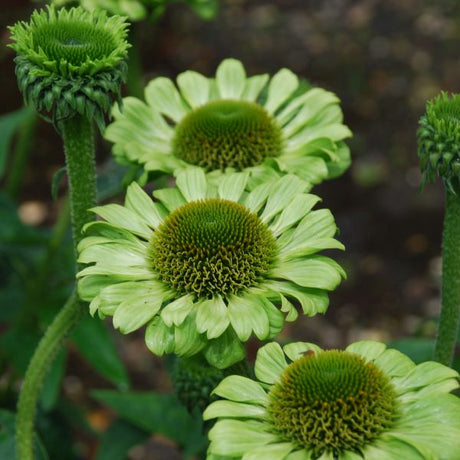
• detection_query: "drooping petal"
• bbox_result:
[195,296,230,339]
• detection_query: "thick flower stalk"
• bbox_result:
[77,168,345,369]
[105,58,352,187]
[9,7,129,460]
[417,92,460,366]
[204,340,460,459]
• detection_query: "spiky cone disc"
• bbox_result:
[204,340,460,460]
[417,92,460,192]
[8,6,130,131]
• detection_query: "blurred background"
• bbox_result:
[1,0,459,458]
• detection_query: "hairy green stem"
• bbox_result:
[59,115,97,256]
[434,188,460,366]
[16,115,97,460]
[16,291,83,460]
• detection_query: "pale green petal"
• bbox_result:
[141,149,184,173]
[211,375,268,405]
[203,400,266,420]
[261,175,308,223]
[196,296,230,339]
[264,68,298,114]
[153,187,187,212]
[81,221,141,244]
[327,142,351,179]
[243,442,294,460]
[241,74,269,101]
[144,77,189,122]
[257,296,285,338]
[269,194,321,236]
[78,241,148,267]
[124,182,165,228]
[287,123,352,149]
[285,450,312,460]
[243,181,272,213]
[279,293,298,322]
[279,237,345,260]
[91,204,152,239]
[373,348,416,378]
[396,361,459,395]
[265,281,329,316]
[273,256,344,290]
[362,436,426,460]
[217,171,249,202]
[105,98,173,147]
[204,328,246,369]
[291,209,338,241]
[78,274,126,303]
[274,155,328,184]
[208,419,277,456]
[254,342,288,384]
[282,98,344,139]
[77,263,153,279]
[276,87,340,126]
[345,340,387,362]
[227,294,270,341]
[176,70,210,108]
[174,314,207,356]
[113,292,164,333]
[87,281,158,313]
[175,167,207,201]
[160,294,194,327]
[283,342,323,362]
[145,316,175,355]
[215,58,246,99]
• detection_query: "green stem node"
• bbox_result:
[434,188,460,366]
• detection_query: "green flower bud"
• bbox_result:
[417,92,460,191]
[8,6,130,131]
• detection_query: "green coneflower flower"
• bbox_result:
[105,58,352,186]
[417,91,460,191]
[204,340,460,459]
[77,168,345,368]
[8,6,130,130]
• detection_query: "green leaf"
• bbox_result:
[91,390,207,457]
[0,106,33,178]
[51,167,67,201]
[40,348,67,412]
[71,313,129,390]
[95,419,149,460]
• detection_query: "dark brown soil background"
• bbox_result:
[1,0,459,458]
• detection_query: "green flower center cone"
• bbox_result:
[150,198,276,298]
[172,100,282,171]
[267,350,398,457]
[33,21,116,65]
